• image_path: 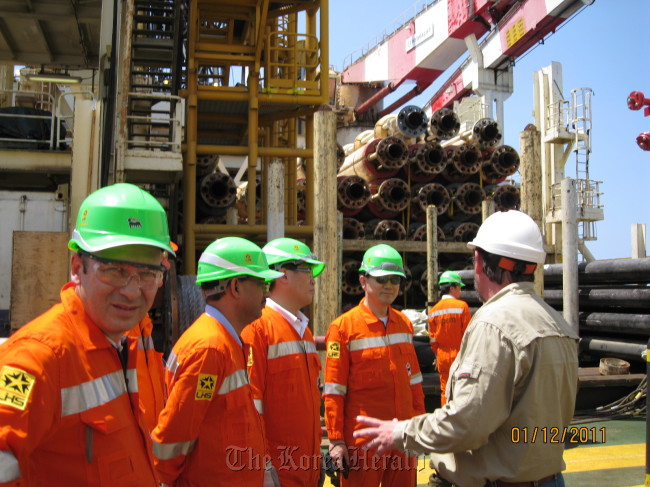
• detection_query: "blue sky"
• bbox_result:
[329,0,649,260]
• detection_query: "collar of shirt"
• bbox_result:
[440,294,454,300]
[265,297,309,337]
[205,304,242,346]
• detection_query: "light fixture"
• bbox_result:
[26,71,82,84]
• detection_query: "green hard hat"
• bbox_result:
[196,237,283,285]
[262,238,326,277]
[359,244,406,277]
[439,270,465,287]
[68,183,174,255]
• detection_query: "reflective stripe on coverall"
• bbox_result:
[152,313,268,487]
[0,283,158,487]
[323,299,425,487]
[242,306,322,487]
[427,296,471,405]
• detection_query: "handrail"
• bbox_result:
[0,89,57,149]
[126,92,183,152]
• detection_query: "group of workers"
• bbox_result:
[0,182,578,487]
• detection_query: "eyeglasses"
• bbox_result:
[238,276,271,292]
[372,275,402,285]
[83,253,164,291]
[281,262,314,276]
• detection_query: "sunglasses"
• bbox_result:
[372,275,402,285]
[238,276,271,292]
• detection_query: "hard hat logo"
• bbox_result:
[81,209,88,223]
[128,218,142,229]
[244,253,253,263]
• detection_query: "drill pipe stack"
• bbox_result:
[408,222,445,242]
[407,142,448,182]
[342,259,363,296]
[342,217,366,239]
[366,178,411,218]
[484,184,521,211]
[197,171,237,218]
[481,145,520,183]
[442,143,482,182]
[364,219,407,241]
[374,105,429,140]
[338,136,409,181]
[427,108,461,141]
[442,221,480,242]
[447,182,486,217]
[471,118,502,149]
[410,183,451,221]
[337,175,371,216]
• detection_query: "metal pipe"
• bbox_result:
[471,117,502,148]
[366,178,410,218]
[342,258,363,296]
[481,145,520,183]
[197,171,237,216]
[364,219,406,241]
[338,136,408,181]
[410,183,450,221]
[409,222,444,242]
[407,142,448,182]
[427,107,460,141]
[447,182,486,216]
[342,217,365,239]
[355,82,397,116]
[544,288,650,310]
[580,312,650,337]
[442,143,481,181]
[580,336,647,362]
[443,221,480,242]
[484,184,520,211]
[336,175,371,216]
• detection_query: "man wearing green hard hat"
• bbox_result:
[323,244,425,487]
[241,237,326,487]
[152,236,284,487]
[0,182,174,486]
[427,270,471,406]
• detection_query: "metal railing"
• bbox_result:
[126,92,183,152]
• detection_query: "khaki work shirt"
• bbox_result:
[393,282,579,487]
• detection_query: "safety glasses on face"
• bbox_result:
[371,275,402,285]
[238,275,271,292]
[282,262,314,276]
[82,252,165,291]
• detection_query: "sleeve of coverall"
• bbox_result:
[427,308,439,355]
[322,323,349,442]
[396,321,517,454]
[241,322,268,416]
[408,336,426,415]
[151,346,223,485]
[0,338,60,486]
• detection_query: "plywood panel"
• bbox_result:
[10,231,69,331]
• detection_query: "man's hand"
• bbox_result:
[328,440,350,475]
[353,416,399,455]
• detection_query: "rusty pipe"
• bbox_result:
[367,178,410,218]
[342,217,366,239]
[198,171,237,214]
[342,258,363,296]
[337,175,371,216]
[408,222,444,242]
[410,183,451,221]
[442,221,480,242]
[364,219,407,241]
[447,182,486,216]
[471,117,502,149]
[407,142,448,182]
[481,145,520,183]
[484,184,520,212]
[427,107,460,141]
[443,142,482,182]
[338,136,409,181]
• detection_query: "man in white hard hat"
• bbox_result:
[352,210,579,487]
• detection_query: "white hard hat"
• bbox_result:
[467,210,545,264]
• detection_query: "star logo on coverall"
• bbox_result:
[0,366,36,411]
[200,375,215,391]
[3,371,32,393]
[195,373,217,400]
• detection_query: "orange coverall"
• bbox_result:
[0,283,158,486]
[152,312,268,487]
[126,315,166,433]
[427,295,471,405]
[242,305,322,487]
[323,300,425,487]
